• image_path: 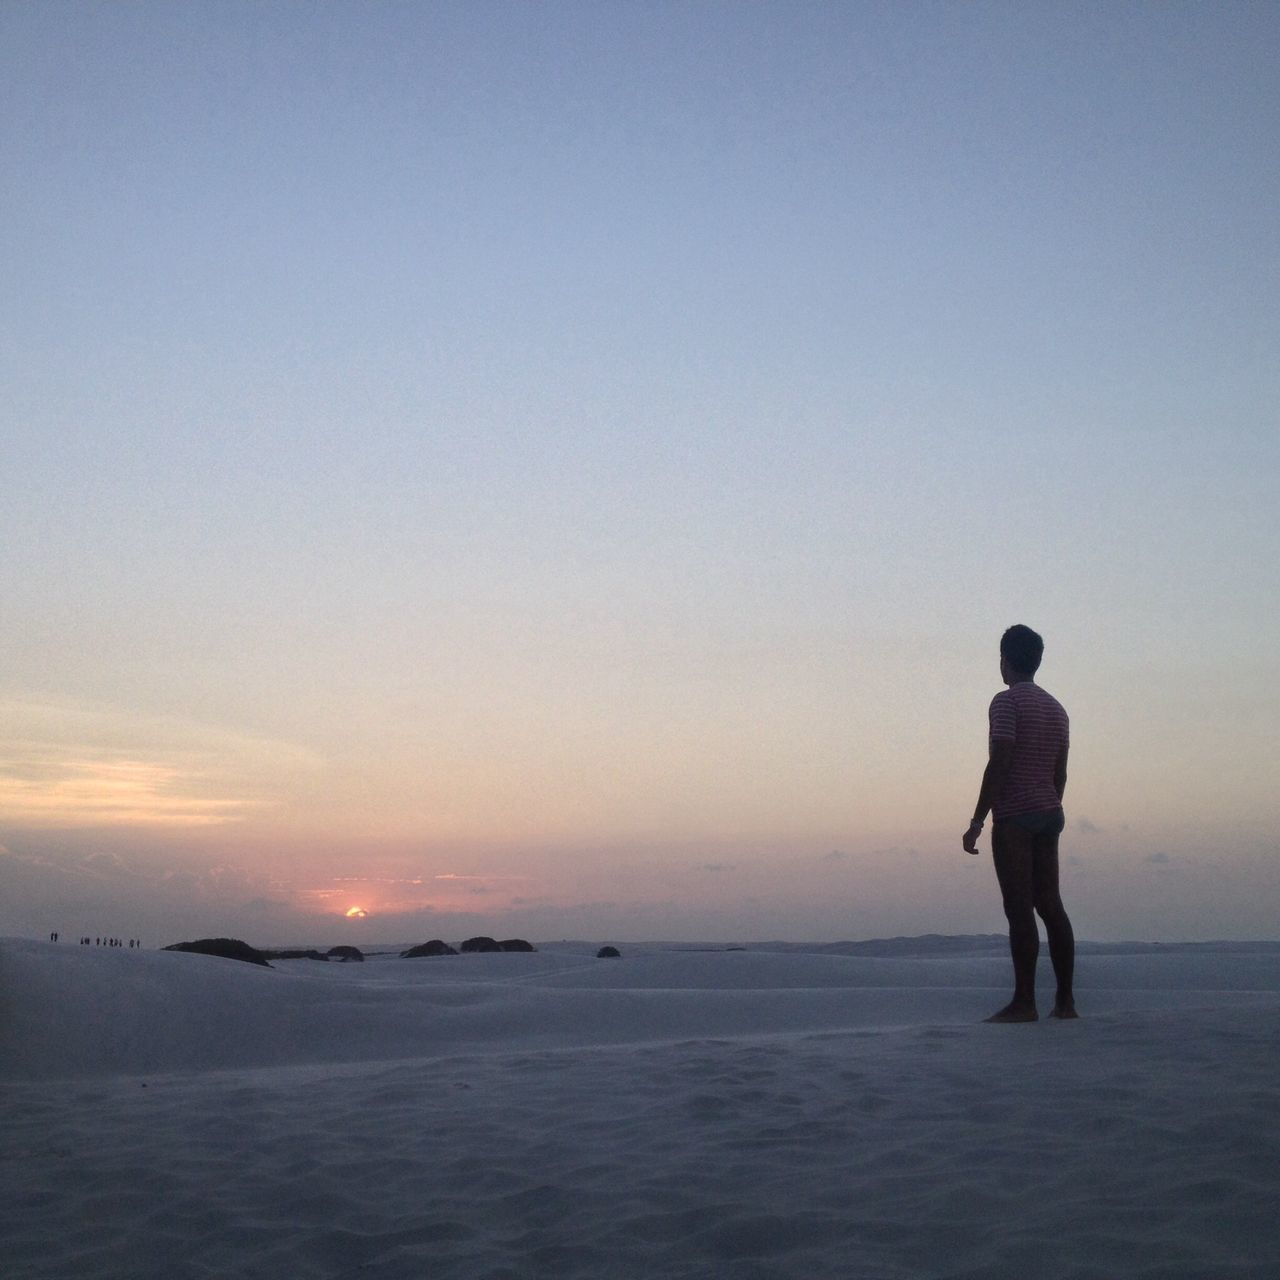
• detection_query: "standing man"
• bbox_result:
[963,624,1078,1022]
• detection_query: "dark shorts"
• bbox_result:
[998,807,1065,836]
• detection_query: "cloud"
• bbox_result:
[0,757,259,828]
[821,849,849,862]
[331,876,427,886]
[291,867,541,919]
[81,851,135,877]
[0,698,321,831]
[434,873,530,882]
[242,896,288,912]
[1077,818,1102,834]
[697,863,735,873]
[1146,851,1173,865]
[0,835,296,940]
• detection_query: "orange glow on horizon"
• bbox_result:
[345,906,368,918]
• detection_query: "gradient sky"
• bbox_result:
[3,1,1277,945]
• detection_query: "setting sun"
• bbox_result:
[345,906,368,918]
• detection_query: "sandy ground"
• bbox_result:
[2,938,1278,1279]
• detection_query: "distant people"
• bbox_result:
[963,624,1077,1022]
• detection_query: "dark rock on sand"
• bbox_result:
[326,946,364,962]
[460,936,503,953]
[597,946,621,958]
[498,938,536,952]
[401,940,459,958]
[164,938,272,967]
[264,949,329,962]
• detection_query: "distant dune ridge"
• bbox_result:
[160,937,271,966]
[2,935,1278,1279]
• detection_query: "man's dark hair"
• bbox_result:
[1000,624,1044,676]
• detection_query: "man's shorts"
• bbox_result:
[1000,807,1065,836]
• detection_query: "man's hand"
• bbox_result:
[962,822,982,855]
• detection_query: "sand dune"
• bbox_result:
[2,937,1278,1279]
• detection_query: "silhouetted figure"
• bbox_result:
[963,625,1077,1022]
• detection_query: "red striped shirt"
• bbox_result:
[988,682,1069,820]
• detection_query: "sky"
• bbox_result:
[2,1,1277,946]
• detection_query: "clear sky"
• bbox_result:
[3,1,1277,945]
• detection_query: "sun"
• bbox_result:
[345,906,368,918]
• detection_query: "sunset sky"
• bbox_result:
[3,2,1276,945]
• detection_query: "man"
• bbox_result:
[963,624,1077,1022]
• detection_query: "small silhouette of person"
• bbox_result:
[963,625,1077,1022]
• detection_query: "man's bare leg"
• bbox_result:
[989,824,1039,1022]
[1031,832,1079,1019]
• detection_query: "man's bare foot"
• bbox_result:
[984,1001,1039,1023]
[1049,999,1079,1020]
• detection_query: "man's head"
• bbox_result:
[1000,624,1044,681]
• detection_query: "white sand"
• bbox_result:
[2,938,1278,1279]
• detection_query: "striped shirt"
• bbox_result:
[988,682,1069,820]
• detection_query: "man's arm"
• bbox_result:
[1054,743,1068,801]
[963,738,1015,854]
